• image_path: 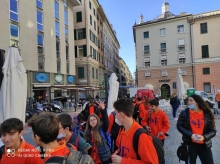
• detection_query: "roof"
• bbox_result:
[162,2,169,6]
[158,11,175,19]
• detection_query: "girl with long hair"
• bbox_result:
[84,102,111,164]
[177,94,216,164]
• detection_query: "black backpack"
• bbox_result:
[0,145,5,160]
[177,142,189,163]
[111,111,121,140]
[133,128,165,164]
[133,104,140,119]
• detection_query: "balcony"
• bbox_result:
[143,50,150,55]
[38,63,44,70]
[57,52,60,59]
[38,46,43,54]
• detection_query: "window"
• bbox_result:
[75,28,86,40]
[56,41,60,58]
[203,68,210,75]
[179,53,186,64]
[78,46,84,57]
[90,15,92,25]
[204,83,211,93]
[57,61,61,72]
[66,63,69,74]
[94,21,96,30]
[93,8,96,16]
[177,25,184,33]
[10,0,19,22]
[65,27,68,42]
[202,45,209,58]
[92,68,94,78]
[36,0,42,9]
[160,43,166,52]
[200,23,208,34]
[38,56,44,70]
[144,58,150,67]
[144,45,150,54]
[55,21,59,37]
[66,46,69,60]
[93,49,96,60]
[37,11,43,31]
[64,9,68,25]
[78,67,84,78]
[10,24,19,47]
[37,34,43,54]
[160,28,166,36]
[64,0,67,8]
[96,69,98,79]
[173,82,177,89]
[76,29,83,39]
[178,39,185,51]
[90,46,92,56]
[54,1,59,19]
[89,1,91,9]
[54,90,62,97]
[76,12,82,22]
[161,55,167,65]
[143,31,149,38]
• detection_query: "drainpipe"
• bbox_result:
[189,19,195,88]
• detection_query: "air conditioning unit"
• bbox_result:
[145,72,151,77]
[161,72,168,76]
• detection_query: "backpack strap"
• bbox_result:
[133,128,147,160]
[0,145,5,160]
[147,110,152,125]
[75,137,80,150]
[45,156,65,164]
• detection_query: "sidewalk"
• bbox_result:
[164,109,220,164]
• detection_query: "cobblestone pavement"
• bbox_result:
[23,107,220,164]
[164,108,220,164]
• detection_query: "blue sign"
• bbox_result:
[68,76,74,83]
[35,73,47,82]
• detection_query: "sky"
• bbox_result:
[98,0,220,77]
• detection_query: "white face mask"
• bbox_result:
[115,118,122,126]
[57,133,66,139]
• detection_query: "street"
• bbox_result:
[23,108,220,164]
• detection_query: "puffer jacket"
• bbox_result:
[177,108,216,148]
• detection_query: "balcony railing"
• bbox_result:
[143,50,150,55]
[57,52,60,59]
[160,48,166,53]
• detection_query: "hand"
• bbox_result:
[111,154,122,164]
[145,126,151,133]
[99,101,105,110]
[158,132,163,137]
[191,134,197,141]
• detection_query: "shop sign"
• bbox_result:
[35,73,48,83]
[67,76,74,83]
[159,79,171,82]
[55,75,63,83]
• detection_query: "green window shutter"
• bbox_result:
[74,29,76,40]
[76,12,82,22]
[83,45,87,57]
[78,67,84,78]
[83,28,86,39]
[75,46,77,58]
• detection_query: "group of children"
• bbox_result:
[0,97,170,164]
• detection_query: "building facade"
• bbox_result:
[133,2,193,98]
[0,0,80,102]
[189,11,220,93]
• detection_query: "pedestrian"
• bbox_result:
[177,94,216,164]
[84,102,111,164]
[0,118,43,164]
[57,113,92,153]
[141,99,170,145]
[112,98,158,164]
[170,92,179,120]
[95,94,99,101]
[136,97,146,124]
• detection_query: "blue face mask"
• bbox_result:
[188,105,196,110]
[57,133,65,139]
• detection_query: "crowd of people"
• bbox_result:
[0,94,217,164]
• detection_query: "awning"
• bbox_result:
[34,84,51,87]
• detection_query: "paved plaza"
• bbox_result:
[23,108,220,164]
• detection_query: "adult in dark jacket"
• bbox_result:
[84,102,111,164]
[177,94,216,164]
[170,92,179,120]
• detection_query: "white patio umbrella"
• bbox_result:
[107,73,119,116]
[0,47,27,125]
[177,68,186,109]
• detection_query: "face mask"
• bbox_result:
[115,118,122,126]
[57,133,65,139]
[188,105,196,110]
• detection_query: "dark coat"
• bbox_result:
[177,108,216,148]
[171,96,179,109]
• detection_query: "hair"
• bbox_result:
[0,118,23,135]
[58,113,73,131]
[113,98,134,117]
[143,97,149,109]
[84,114,102,145]
[137,97,142,102]
[171,92,177,98]
[29,112,59,144]
[189,94,215,126]
[149,99,159,106]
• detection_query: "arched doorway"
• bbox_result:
[161,84,171,99]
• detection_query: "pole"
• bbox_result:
[0,49,5,88]
[104,73,108,105]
